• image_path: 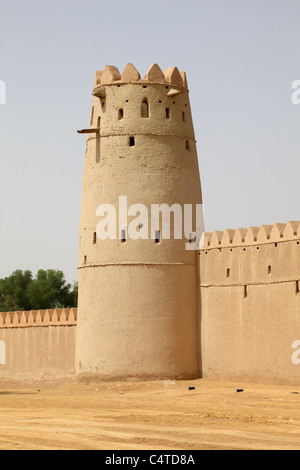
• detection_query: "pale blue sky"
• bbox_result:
[1,0,300,283]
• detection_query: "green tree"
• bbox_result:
[0,270,33,311]
[0,270,78,312]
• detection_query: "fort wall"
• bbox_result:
[199,221,300,385]
[0,309,77,380]
[1,65,299,387]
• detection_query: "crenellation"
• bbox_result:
[210,230,224,248]
[232,228,247,245]
[164,67,183,88]
[0,309,77,328]
[199,222,300,287]
[179,71,188,89]
[94,71,103,88]
[101,65,121,83]
[270,222,286,241]
[284,220,300,239]
[121,63,141,82]
[221,229,235,247]
[93,63,189,90]
[257,224,273,243]
[245,226,260,244]
[200,232,212,249]
[200,221,300,250]
[144,63,165,83]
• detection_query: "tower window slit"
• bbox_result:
[155,230,160,244]
[118,108,123,120]
[96,117,101,163]
[186,140,190,150]
[129,136,135,146]
[121,229,127,243]
[268,265,272,275]
[166,108,170,119]
[227,268,230,278]
[93,232,97,244]
[244,285,248,298]
[296,280,300,294]
[90,106,94,125]
[182,111,186,122]
[141,99,149,118]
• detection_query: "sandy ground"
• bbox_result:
[0,377,300,450]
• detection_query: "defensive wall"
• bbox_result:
[0,308,77,380]
[199,221,300,385]
[1,220,300,385]
[1,218,300,386]
[1,62,300,386]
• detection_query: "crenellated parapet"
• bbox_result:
[200,221,300,250]
[93,63,188,91]
[0,308,77,329]
[200,220,300,386]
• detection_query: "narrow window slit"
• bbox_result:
[121,229,127,243]
[166,108,170,119]
[96,117,101,163]
[268,265,272,275]
[155,230,160,244]
[141,99,149,118]
[118,108,123,120]
[129,136,135,147]
[90,106,94,126]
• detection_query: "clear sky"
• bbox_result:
[1,0,300,284]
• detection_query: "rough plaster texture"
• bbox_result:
[75,64,202,381]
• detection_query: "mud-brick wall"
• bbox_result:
[0,309,77,380]
[199,221,300,385]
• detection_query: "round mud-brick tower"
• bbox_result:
[75,63,203,381]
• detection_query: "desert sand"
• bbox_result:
[0,377,300,450]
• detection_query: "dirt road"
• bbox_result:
[0,378,300,450]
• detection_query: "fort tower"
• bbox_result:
[75,63,202,381]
